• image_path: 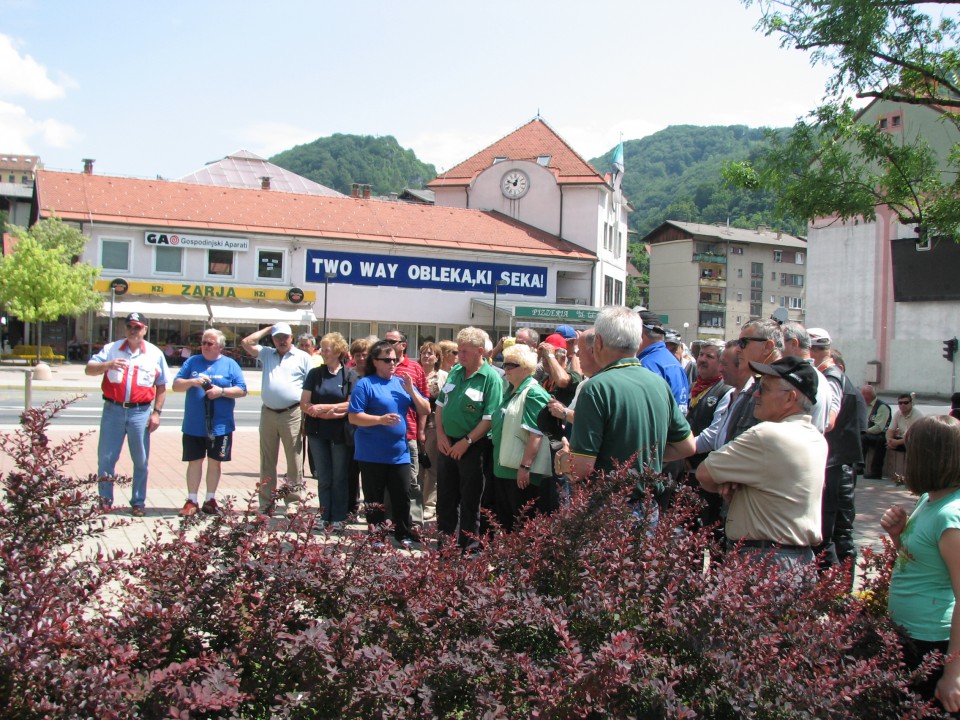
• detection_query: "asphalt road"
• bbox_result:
[0,389,265,428]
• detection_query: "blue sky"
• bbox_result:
[0,0,834,180]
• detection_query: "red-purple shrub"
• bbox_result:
[0,403,946,718]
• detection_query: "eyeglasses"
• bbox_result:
[375,357,398,364]
[385,338,402,345]
[502,362,520,370]
[201,341,218,347]
[126,324,143,331]
[736,337,767,349]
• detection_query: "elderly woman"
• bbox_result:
[418,341,447,520]
[435,327,504,549]
[301,332,357,529]
[490,344,552,532]
[348,339,430,545]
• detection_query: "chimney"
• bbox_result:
[351,183,360,198]
[362,184,371,199]
[82,158,95,174]
[260,176,271,190]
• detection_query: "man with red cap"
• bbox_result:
[86,312,171,516]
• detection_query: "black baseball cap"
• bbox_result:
[125,312,147,327]
[748,356,818,404]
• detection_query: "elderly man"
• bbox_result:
[860,385,891,479]
[781,322,833,433]
[297,334,323,367]
[694,339,748,454]
[242,322,313,516]
[808,327,865,571]
[556,306,695,485]
[697,356,827,571]
[172,328,248,516]
[86,312,171,516]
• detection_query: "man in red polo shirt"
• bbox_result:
[384,328,429,527]
[86,312,170,516]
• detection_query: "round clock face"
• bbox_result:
[501,170,529,199]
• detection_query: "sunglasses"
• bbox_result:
[898,400,912,405]
[201,341,218,346]
[126,324,144,331]
[502,362,520,370]
[385,338,403,345]
[375,357,398,364]
[736,337,767,349]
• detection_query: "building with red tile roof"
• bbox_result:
[32,166,599,352]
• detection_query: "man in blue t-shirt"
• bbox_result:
[172,329,247,516]
[636,309,690,414]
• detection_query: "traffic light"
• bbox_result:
[944,337,958,362]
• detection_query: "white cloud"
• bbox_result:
[0,34,66,100]
[0,100,79,153]
[240,122,323,158]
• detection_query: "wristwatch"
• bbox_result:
[520,463,531,470]
[465,436,473,445]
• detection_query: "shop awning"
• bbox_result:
[98,300,315,325]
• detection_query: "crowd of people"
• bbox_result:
[88,307,960,713]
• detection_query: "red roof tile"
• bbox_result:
[36,170,594,261]
[427,118,606,188]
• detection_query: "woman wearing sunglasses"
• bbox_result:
[348,339,430,545]
[490,344,552,532]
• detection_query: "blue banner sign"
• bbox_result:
[306,250,547,297]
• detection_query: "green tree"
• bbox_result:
[0,218,101,361]
[725,0,960,240]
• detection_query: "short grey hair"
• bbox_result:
[580,327,596,348]
[503,344,537,375]
[515,327,539,346]
[594,306,643,352]
[741,319,784,352]
[781,321,810,350]
[297,333,316,346]
[457,326,489,348]
[699,339,725,354]
[203,329,226,348]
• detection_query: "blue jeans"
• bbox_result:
[308,436,350,523]
[97,402,152,507]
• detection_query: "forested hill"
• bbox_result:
[589,125,802,238]
[269,134,436,196]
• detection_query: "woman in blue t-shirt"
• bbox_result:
[882,415,960,714]
[348,339,430,544]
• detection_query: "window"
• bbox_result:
[790,296,803,310]
[603,276,623,305]
[769,295,775,304]
[751,262,763,277]
[258,249,284,280]
[771,271,776,280]
[207,249,234,277]
[737,268,743,278]
[155,246,182,274]
[879,117,888,129]
[730,246,744,255]
[780,273,804,287]
[492,156,507,164]
[6,174,13,183]
[774,250,782,262]
[795,252,804,265]
[100,239,130,271]
[536,155,551,166]
[892,115,901,127]
[737,291,743,301]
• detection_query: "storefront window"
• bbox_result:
[208,250,233,277]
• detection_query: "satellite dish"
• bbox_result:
[771,308,789,325]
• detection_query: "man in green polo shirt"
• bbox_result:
[558,306,695,484]
[435,326,504,549]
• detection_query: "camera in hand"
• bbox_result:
[200,377,213,391]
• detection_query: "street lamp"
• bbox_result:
[323,272,337,335]
[492,279,507,342]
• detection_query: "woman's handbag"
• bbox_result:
[498,383,553,476]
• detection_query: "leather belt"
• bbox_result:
[103,397,152,409]
[731,539,811,551]
[264,402,299,413]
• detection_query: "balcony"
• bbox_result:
[699,276,726,288]
[698,302,726,312]
[698,325,725,336]
[693,252,727,264]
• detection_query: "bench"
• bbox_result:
[0,344,66,365]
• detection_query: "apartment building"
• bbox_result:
[642,221,807,341]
